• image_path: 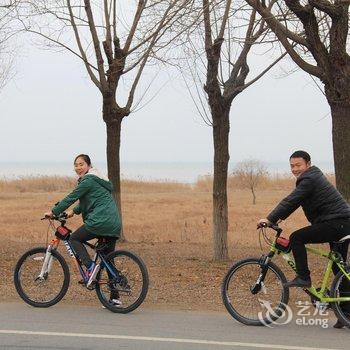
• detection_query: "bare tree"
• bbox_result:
[180,0,286,260]
[233,159,268,204]
[245,0,350,201]
[0,1,18,92]
[18,1,193,237]
[0,50,12,91]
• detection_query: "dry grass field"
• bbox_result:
[0,174,338,311]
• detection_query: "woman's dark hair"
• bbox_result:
[289,150,311,163]
[74,154,91,166]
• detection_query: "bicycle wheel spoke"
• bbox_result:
[14,247,70,307]
[222,258,288,325]
[95,250,148,313]
[331,272,350,327]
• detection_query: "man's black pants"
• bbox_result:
[290,219,350,280]
[290,219,350,313]
[69,225,117,268]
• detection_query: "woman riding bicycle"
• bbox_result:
[44,154,121,300]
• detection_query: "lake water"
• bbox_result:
[0,161,334,183]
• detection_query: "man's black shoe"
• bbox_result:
[333,319,345,329]
[334,312,350,329]
[284,276,311,288]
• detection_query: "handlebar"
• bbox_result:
[258,222,283,235]
[41,212,68,223]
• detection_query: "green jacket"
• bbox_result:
[52,172,121,237]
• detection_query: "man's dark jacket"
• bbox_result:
[267,166,350,224]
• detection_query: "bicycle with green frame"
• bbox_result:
[221,223,350,326]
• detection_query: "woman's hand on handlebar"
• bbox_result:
[66,210,74,218]
[44,211,54,219]
[42,211,71,220]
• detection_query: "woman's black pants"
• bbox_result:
[69,225,117,268]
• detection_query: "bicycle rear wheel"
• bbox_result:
[14,247,70,307]
[222,257,289,326]
[95,250,149,313]
[330,270,350,328]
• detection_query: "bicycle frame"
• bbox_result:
[13,213,150,313]
[41,235,120,286]
[268,233,350,304]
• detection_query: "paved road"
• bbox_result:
[0,302,348,350]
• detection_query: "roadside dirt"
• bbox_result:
[1,240,328,313]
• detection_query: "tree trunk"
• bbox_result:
[104,95,125,240]
[212,106,230,261]
[325,61,350,202]
[330,102,350,202]
[106,118,122,203]
[251,187,256,205]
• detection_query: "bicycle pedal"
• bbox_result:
[86,282,96,291]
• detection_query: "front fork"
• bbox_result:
[37,245,55,280]
[251,254,273,294]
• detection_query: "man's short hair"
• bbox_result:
[290,150,311,162]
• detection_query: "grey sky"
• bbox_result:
[0,40,332,169]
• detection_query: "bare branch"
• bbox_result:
[285,0,329,69]
[245,0,324,78]
[17,17,99,72]
[123,0,146,54]
[243,50,288,89]
[102,0,113,63]
[250,0,308,46]
[218,0,232,40]
[202,0,213,50]
[67,0,101,90]
[125,0,174,111]
[83,0,107,90]
[309,0,342,18]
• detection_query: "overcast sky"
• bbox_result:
[0,38,332,171]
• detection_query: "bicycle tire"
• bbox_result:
[222,257,289,326]
[14,247,70,307]
[330,270,350,328]
[95,250,149,313]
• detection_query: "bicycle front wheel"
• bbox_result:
[330,270,350,328]
[222,257,289,326]
[14,247,70,307]
[96,250,149,313]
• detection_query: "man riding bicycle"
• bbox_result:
[257,150,350,328]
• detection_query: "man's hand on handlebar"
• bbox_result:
[257,218,271,229]
[256,219,283,234]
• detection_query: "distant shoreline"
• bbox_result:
[0,161,335,183]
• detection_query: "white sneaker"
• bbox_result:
[102,299,122,309]
[109,298,122,307]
